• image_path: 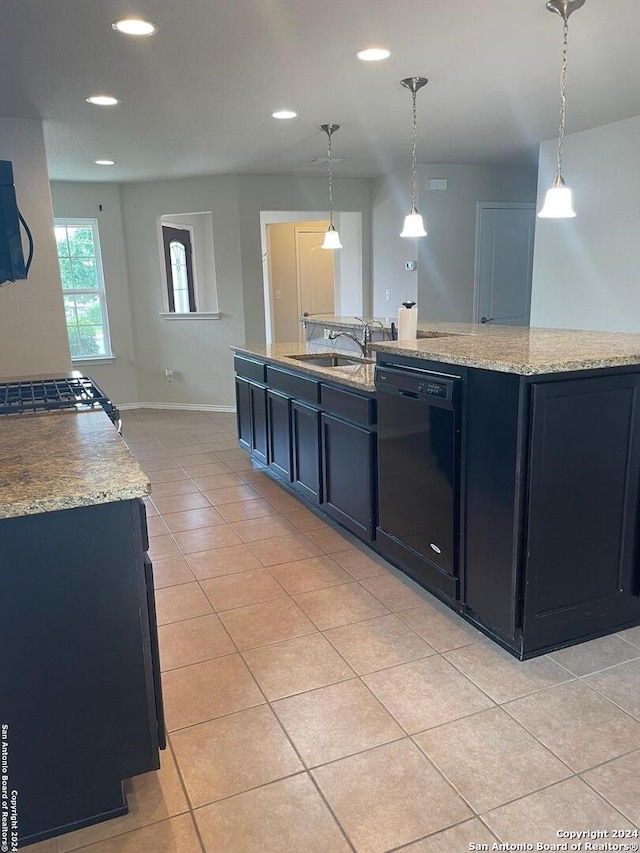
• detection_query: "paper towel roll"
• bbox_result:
[398,301,417,341]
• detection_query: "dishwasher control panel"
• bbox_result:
[375,366,458,406]
[419,380,448,398]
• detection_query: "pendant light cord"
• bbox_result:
[556,15,570,180]
[327,129,334,228]
[410,87,418,211]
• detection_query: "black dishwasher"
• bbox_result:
[375,365,462,600]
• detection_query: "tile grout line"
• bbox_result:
[128,416,640,848]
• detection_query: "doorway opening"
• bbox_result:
[260,211,363,345]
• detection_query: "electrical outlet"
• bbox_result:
[385,289,391,302]
[405,260,417,272]
[275,289,282,300]
[323,328,331,339]
[165,368,175,382]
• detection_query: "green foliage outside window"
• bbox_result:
[55,222,110,358]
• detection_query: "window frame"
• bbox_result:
[54,217,113,361]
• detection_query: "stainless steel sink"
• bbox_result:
[287,352,374,367]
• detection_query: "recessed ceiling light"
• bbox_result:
[95,160,116,166]
[271,110,297,120]
[112,18,158,36]
[355,47,390,62]
[86,95,120,106]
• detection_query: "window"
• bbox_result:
[162,225,196,312]
[54,219,112,359]
[157,212,219,318]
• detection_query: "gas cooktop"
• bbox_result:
[0,375,120,427]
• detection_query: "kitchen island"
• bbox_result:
[233,323,640,659]
[1,409,164,846]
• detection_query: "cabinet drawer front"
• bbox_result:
[321,384,375,427]
[267,366,320,404]
[234,355,267,383]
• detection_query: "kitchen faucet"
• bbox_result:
[327,317,384,358]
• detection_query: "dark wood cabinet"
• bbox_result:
[292,400,322,504]
[249,382,268,465]
[523,374,640,650]
[4,499,164,846]
[322,412,376,539]
[235,376,268,465]
[235,357,377,537]
[235,350,640,658]
[235,376,251,451]
[462,366,640,657]
[267,390,293,480]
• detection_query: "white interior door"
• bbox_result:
[296,228,335,340]
[474,204,536,326]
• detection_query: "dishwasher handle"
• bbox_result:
[375,366,458,410]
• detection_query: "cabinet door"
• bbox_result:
[249,382,268,465]
[268,390,293,480]
[322,413,375,540]
[524,374,640,642]
[292,400,322,503]
[235,377,251,452]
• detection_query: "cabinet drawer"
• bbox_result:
[321,384,375,427]
[267,366,320,405]
[234,355,267,383]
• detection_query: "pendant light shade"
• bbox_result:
[400,208,428,238]
[400,77,428,239]
[319,123,342,250]
[538,176,576,218]
[321,224,343,249]
[537,0,585,219]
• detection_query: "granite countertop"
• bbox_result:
[232,342,376,392]
[0,409,150,519]
[371,323,640,375]
[237,322,640,381]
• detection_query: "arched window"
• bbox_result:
[162,225,195,312]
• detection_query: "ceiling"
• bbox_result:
[1,0,639,183]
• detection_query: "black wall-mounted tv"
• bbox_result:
[0,159,34,285]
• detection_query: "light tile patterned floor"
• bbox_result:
[26,408,640,852]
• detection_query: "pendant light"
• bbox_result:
[319,124,342,249]
[400,77,428,238]
[538,0,586,219]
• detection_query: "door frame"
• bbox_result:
[472,202,536,325]
[260,210,364,345]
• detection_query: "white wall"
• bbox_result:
[371,168,417,320]
[51,182,139,404]
[0,119,70,378]
[531,115,640,332]
[121,175,243,408]
[371,164,538,322]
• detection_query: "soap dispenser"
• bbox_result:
[398,301,417,341]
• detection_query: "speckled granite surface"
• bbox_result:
[0,409,150,519]
[237,323,640,381]
[371,323,640,375]
[232,342,376,391]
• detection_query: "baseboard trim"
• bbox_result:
[118,402,236,413]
